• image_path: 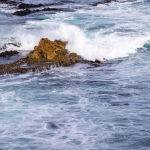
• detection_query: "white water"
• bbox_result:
[13,20,149,61]
[2,0,150,61]
[1,1,150,150]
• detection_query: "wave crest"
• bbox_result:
[14,20,150,61]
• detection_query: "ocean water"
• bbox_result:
[0,0,150,149]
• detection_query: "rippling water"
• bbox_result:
[0,0,150,149]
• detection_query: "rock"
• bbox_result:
[91,0,116,6]
[0,58,27,75]
[0,38,82,75]
[0,0,17,5]
[0,50,19,57]
[13,9,34,16]
[42,7,74,13]
[1,0,114,16]
[18,3,43,9]
[0,38,101,75]
[13,7,74,16]
[0,58,53,75]
[27,38,82,66]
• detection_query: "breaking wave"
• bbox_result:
[14,20,150,61]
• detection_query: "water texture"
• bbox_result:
[0,0,150,149]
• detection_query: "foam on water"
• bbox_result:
[0,0,150,149]
[6,0,149,61]
[0,0,149,61]
[14,20,150,61]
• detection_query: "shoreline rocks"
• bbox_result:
[0,0,115,16]
[0,38,100,75]
[0,0,74,16]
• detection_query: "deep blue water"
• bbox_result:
[0,0,150,149]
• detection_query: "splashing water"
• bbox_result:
[14,21,150,60]
[7,0,150,61]
[0,0,150,150]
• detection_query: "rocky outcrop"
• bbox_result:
[0,0,74,16]
[0,58,56,75]
[27,38,82,66]
[0,0,114,16]
[0,38,88,75]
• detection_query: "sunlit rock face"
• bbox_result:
[27,38,82,66]
[0,38,84,75]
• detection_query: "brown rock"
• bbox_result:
[27,38,81,66]
[0,38,101,75]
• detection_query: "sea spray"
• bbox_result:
[14,21,150,61]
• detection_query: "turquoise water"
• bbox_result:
[0,0,150,149]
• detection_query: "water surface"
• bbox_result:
[0,0,150,149]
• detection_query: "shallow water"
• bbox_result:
[0,0,150,149]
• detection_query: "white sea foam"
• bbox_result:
[15,20,150,61]
[0,0,148,61]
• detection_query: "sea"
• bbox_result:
[0,0,150,149]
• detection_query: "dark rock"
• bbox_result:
[18,3,43,9]
[91,0,116,6]
[0,50,19,57]
[1,0,115,16]
[0,58,53,75]
[0,0,17,5]
[13,9,34,16]
[13,7,74,16]
[110,102,129,106]
[42,7,74,12]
